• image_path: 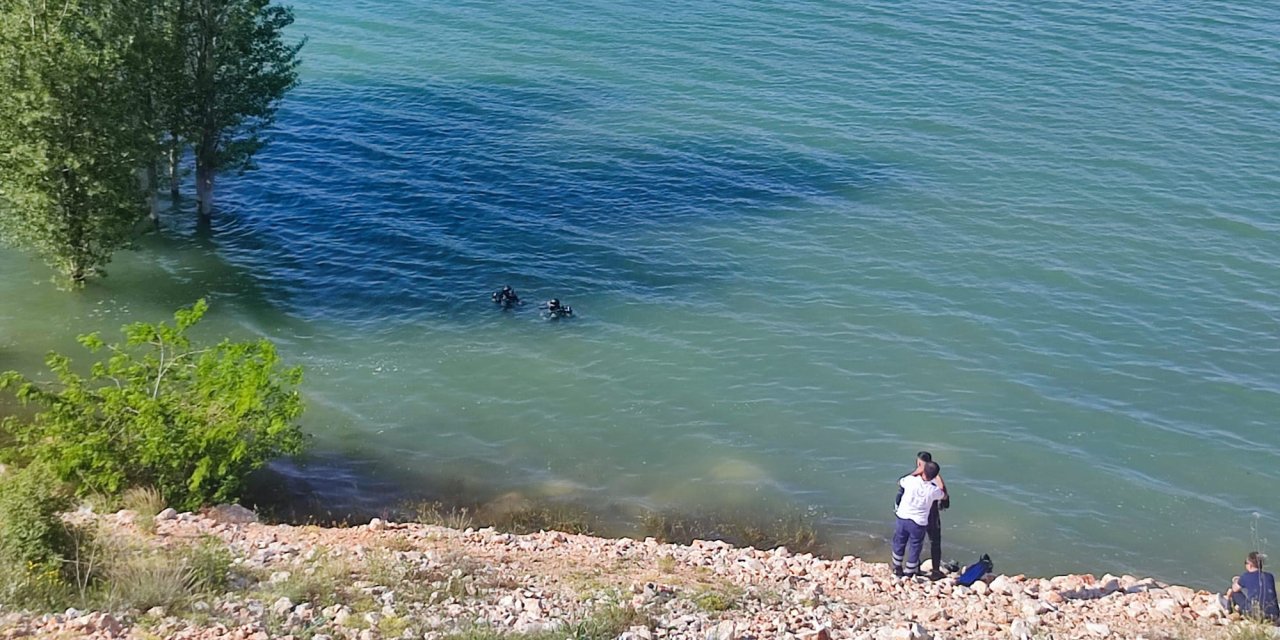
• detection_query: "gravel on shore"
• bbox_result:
[0,508,1270,640]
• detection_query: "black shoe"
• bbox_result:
[928,570,945,581]
[892,567,904,578]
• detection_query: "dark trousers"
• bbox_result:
[927,514,942,570]
[891,517,927,576]
[1230,591,1280,623]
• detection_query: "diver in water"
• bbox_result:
[542,298,574,319]
[491,285,522,308]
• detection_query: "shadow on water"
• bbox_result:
[245,453,859,559]
[49,76,900,553]
[212,77,896,325]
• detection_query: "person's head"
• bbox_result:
[915,451,932,472]
[922,461,940,480]
[1246,551,1265,571]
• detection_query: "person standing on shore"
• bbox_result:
[1225,551,1279,622]
[891,460,946,578]
[897,451,951,579]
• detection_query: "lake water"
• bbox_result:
[1,0,1277,588]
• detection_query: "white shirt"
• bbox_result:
[896,475,944,526]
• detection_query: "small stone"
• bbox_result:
[1009,619,1032,640]
[368,518,384,531]
[709,619,737,640]
[156,508,177,521]
[971,580,990,596]
[207,503,258,524]
[1085,622,1110,637]
[271,597,294,616]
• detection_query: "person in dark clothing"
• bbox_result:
[1226,551,1279,622]
[492,285,522,308]
[891,460,946,578]
[542,298,573,319]
[896,451,951,579]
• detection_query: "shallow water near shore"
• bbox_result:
[2,0,1278,588]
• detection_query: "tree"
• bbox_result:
[180,0,303,223]
[0,300,306,510]
[0,0,152,284]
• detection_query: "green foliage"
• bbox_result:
[180,535,233,593]
[692,587,739,613]
[179,0,304,216]
[0,464,78,609]
[0,0,152,283]
[0,464,73,568]
[0,300,306,510]
[266,550,357,608]
[639,507,824,556]
[442,604,650,640]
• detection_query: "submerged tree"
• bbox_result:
[181,0,303,223]
[0,0,152,284]
[0,300,306,510]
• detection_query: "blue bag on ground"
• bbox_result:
[956,554,993,587]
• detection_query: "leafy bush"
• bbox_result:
[0,464,76,609]
[0,300,306,510]
[0,464,73,568]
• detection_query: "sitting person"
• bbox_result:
[542,298,573,319]
[1226,551,1279,622]
[492,285,521,308]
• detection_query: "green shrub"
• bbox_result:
[181,535,233,593]
[0,464,73,568]
[99,549,196,611]
[0,300,306,510]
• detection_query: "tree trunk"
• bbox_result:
[168,132,181,199]
[139,164,159,228]
[195,157,215,225]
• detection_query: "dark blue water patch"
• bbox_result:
[207,78,893,326]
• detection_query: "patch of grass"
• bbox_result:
[180,535,233,593]
[98,547,196,611]
[639,507,824,556]
[490,504,596,536]
[656,554,676,574]
[120,486,165,517]
[564,602,653,640]
[691,586,740,613]
[441,603,649,640]
[378,614,413,638]
[120,486,165,533]
[1226,621,1278,640]
[266,552,356,608]
[403,500,476,530]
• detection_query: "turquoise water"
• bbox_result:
[2,0,1278,587]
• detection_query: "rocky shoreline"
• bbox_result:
[0,508,1270,640]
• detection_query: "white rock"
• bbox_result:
[709,619,737,640]
[271,597,294,616]
[1154,598,1180,616]
[971,580,990,596]
[1085,622,1110,637]
[368,518,384,531]
[156,508,177,521]
[1009,619,1032,640]
[889,622,930,640]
